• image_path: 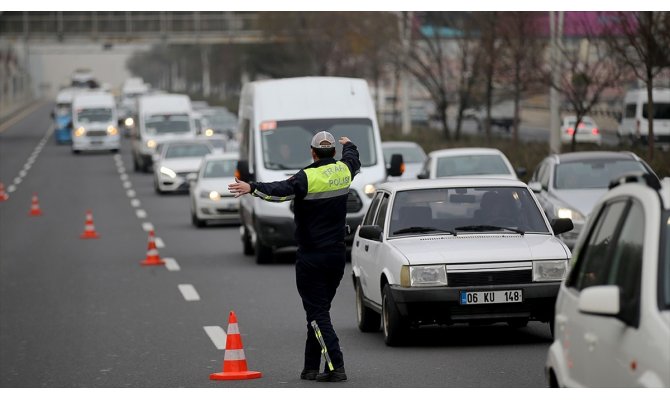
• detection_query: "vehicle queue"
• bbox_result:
[47,71,669,388]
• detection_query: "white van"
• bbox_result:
[618,88,670,145]
[236,76,401,263]
[71,91,120,153]
[131,94,196,172]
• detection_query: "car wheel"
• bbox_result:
[356,281,381,332]
[507,318,529,329]
[382,284,408,346]
[72,149,80,154]
[242,226,254,256]
[133,156,140,172]
[255,240,273,264]
[191,211,205,228]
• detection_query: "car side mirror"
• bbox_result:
[417,171,428,179]
[236,160,254,182]
[528,181,542,193]
[551,218,574,235]
[515,167,527,179]
[358,225,383,241]
[387,154,404,177]
[578,286,620,316]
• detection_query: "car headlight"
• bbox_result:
[556,207,585,223]
[124,117,134,127]
[533,259,568,281]
[107,125,118,135]
[205,129,214,137]
[364,184,376,198]
[146,139,157,149]
[199,190,217,200]
[160,166,177,179]
[400,265,447,287]
[74,127,86,137]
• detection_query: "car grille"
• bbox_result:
[448,269,532,287]
[86,130,107,137]
[346,190,363,213]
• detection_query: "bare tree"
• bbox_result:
[604,11,670,160]
[453,18,483,140]
[498,12,547,146]
[477,11,502,141]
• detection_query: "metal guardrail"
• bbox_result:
[0,12,264,43]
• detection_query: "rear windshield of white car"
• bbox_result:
[202,159,237,178]
[260,118,377,170]
[145,114,191,135]
[76,108,113,123]
[436,154,511,177]
[164,144,211,159]
[554,160,647,189]
[383,146,426,164]
[389,186,549,237]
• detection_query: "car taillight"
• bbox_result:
[566,128,574,135]
[592,128,599,135]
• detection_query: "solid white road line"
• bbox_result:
[155,237,165,248]
[178,284,200,301]
[135,209,147,219]
[163,257,180,271]
[203,326,227,350]
[141,222,154,232]
[130,199,141,208]
[123,181,132,189]
[126,189,136,198]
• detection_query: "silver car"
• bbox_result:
[382,141,427,181]
[529,151,659,248]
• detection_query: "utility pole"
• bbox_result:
[400,11,412,136]
[201,45,211,98]
[549,11,564,155]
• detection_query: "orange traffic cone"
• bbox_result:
[0,183,8,201]
[140,229,165,266]
[28,193,42,216]
[210,311,262,381]
[80,210,100,239]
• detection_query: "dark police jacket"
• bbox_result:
[249,142,361,250]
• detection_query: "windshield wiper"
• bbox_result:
[454,225,525,235]
[392,226,456,236]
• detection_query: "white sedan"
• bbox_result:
[418,147,524,180]
[189,153,240,227]
[560,116,602,145]
[352,178,573,345]
[153,141,213,194]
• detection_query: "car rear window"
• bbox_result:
[383,146,426,164]
[202,159,237,178]
[165,144,211,159]
[435,154,511,177]
[554,160,647,189]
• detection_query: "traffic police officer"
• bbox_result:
[228,131,360,382]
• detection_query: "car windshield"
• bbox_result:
[145,114,191,135]
[164,144,211,159]
[76,108,113,123]
[389,186,549,237]
[202,159,237,178]
[662,212,670,310]
[435,154,511,177]
[260,118,377,170]
[554,159,647,189]
[383,145,426,164]
[55,103,71,116]
[203,113,237,131]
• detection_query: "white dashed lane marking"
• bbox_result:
[123,181,132,189]
[164,257,180,271]
[178,284,200,301]
[155,237,165,248]
[130,199,141,208]
[141,222,154,232]
[120,173,128,181]
[135,209,147,219]
[203,326,227,350]
[13,177,22,185]
[7,185,16,193]
[126,189,136,198]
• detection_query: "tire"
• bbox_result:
[255,239,273,264]
[191,211,205,228]
[242,226,254,256]
[507,318,529,329]
[133,155,140,172]
[356,281,381,332]
[382,284,409,346]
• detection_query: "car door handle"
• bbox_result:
[364,244,369,252]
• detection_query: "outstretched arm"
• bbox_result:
[228,171,308,202]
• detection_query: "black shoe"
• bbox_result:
[316,367,347,382]
[300,369,319,380]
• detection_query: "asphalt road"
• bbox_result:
[0,103,553,388]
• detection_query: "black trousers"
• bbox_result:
[295,245,346,371]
